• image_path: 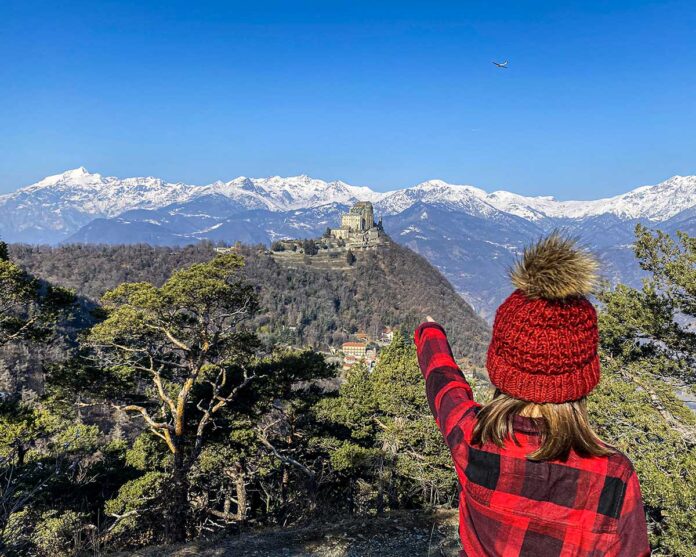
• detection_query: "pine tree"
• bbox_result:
[0,257,74,347]
[369,331,458,507]
[86,254,336,543]
[594,226,696,555]
[302,239,318,256]
[318,330,460,513]
[87,253,260,542]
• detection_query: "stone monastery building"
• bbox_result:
[330,201,384,247]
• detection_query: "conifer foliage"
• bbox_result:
[593,225,696,554]
[86,253,337,544]
[0,229,694,555]
[0,243,74,347]
[317,331,481,514]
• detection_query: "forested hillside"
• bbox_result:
[8,243,216,303]
[0,228,694,556]
[8,240,490,363]
[0,238,491,556]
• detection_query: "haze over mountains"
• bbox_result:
[3,168,695,318]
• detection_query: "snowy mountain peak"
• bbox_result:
[504,175,696,222]
[376,180,497,218]
[39,166,96,182]
[200,174,382,212]
[25,167,104,194]
[373,174,696,222]
[64,166,90,177]
[413,179,451,190]
[407,180,486,198]
[2,169,695,246]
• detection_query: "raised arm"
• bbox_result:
[413,321,479,444]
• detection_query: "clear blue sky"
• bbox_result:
[1,0,694,197]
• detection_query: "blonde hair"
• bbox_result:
[471,390,613,461]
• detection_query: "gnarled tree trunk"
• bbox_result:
[235,470,247,523]
[165,444,189,543]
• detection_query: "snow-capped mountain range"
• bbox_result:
[2,168,695,318]
[3,167,695,224]
[2,166,381,216]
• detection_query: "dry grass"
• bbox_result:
[122,510,460,557]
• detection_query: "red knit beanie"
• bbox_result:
[487,234,600,404]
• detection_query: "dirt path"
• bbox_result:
[130,510,461,557]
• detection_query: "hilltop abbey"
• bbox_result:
[329,201,385,247]
[267,201,386,260]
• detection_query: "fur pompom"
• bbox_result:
[510,233,598,300]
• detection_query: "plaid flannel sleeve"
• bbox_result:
[616,470,651,557]
[414,322,478,444]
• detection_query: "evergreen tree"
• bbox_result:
[0,255,74,347]
[594,226,696,554]
[86,253,259,542]
[302,239,318,256]
[86,254,336,543]
[317,331,467,514]
[0,251,89,556]
[0,398,128,556]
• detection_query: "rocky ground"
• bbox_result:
[129,510,461,557]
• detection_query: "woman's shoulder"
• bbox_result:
[604,447,638,479]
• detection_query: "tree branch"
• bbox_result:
[144,323,191,352]
[118,404,173,432]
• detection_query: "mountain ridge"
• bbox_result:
[3,168,696,319]
[3,168,696,229]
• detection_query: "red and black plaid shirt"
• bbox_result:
[414,322,650,557]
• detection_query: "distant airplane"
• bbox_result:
[493,60,509,68]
